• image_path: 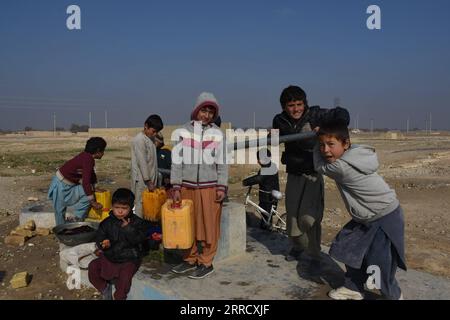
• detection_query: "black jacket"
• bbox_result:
[157,148,172,171]
[95,212,150,264]
[157,147,172,186]
[242,165,280,204]
[272,106,350,175]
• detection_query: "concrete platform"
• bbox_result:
[53,200,450,300]
[19,200,76,229]
[60,226,450,300]
[22,201,247,264]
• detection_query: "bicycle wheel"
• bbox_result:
[273,213,287,234]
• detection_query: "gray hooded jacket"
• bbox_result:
[314,144,399,224]
[170,92,228,193]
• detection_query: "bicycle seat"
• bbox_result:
[271,190,283,200]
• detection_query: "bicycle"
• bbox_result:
[243,185,287,234]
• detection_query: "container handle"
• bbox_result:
[171,201,181,209]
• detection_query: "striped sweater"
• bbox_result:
[170,120,228,193]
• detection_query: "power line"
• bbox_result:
[0,95,106,104]
[0,105,82,111]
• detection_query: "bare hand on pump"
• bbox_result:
[172,190,181,204]
[91,201,103,211]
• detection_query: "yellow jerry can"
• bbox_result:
[157,188,167,209]
[161,199,194,249]
[87,190,112,221]
[142,188,166,222]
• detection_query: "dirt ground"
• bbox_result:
[0,132,449,299]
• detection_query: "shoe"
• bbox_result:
[328,287,364,300]
[101,283,113,300]
[188,264,214,279]
[171,262,197,274]
[285,249,303,262]
[65,216,84,223]
[306,257,322,274]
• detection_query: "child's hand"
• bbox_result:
[151,232,162,241]
[101,239,111,249]
[94,248,103,256]
[215,190,225,203]
[146,181,156,192]
[121,218,131,228]
[91,201,103,211]
[312,126,320,133]
[172,190,181,204]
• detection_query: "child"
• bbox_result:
[88,188,149,300]
[131,114,164,217]
[313,122,406,300]
[170,92,228,279]
[242,148,280,229]
[272,85,350,262]
[48,137,107,225]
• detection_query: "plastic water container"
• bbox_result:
[161,199,194,249]
[142,188,167,222]
[87,190,112,221]
[157,188,167,211]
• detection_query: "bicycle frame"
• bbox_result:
[244,186,286,232]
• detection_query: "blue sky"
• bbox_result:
[1,0,449,130]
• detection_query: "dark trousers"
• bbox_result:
[88,255,140,300]
[344,228,402,300]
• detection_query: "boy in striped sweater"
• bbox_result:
[170,92,228,279]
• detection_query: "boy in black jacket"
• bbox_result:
[272,85,350,262]
[88,188,149,300]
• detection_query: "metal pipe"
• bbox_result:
[230,131,316,150]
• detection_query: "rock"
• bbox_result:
[24,220,36,231]
[5,235,26,246]
[10,272,31,289]
[11,228,34,238]
[35,228,50,236]
[0,209,11,217]
[27,197,39,201]
[329,208,342,215]
[31,169,36,174]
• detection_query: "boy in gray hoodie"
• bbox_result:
[313,122,406,300]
